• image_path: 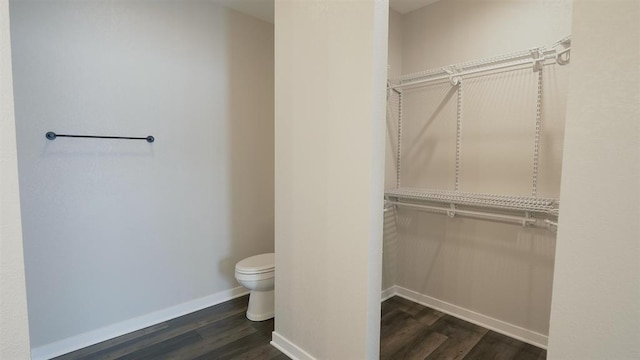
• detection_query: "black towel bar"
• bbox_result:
[46,132,154,143]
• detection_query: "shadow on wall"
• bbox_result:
[403,84,457,174]
[385,89,401,189]
[394,66,568,197]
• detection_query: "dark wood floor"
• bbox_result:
[56,295,546,360]
[54,295,288,360]
[381,296,546,360]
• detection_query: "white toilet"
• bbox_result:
[235,253,275,321]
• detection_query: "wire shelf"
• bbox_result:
[385,188,559,214]
[389,36,571,90]
[397,48,534,83]
[384,36,569,229]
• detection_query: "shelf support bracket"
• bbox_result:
[556,38,571,65]
[531,50,544,72]
[445,67,461,86]
[447,203,456,218]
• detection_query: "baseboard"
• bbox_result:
[31,286,249,360]
[380,286,396,302]
[391,286,548,349]
[271,332,317,360]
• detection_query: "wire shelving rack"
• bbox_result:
[385,36,571,229]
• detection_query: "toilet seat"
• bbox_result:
[235,253,274,275]
[235,271,274,282]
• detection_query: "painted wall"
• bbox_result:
[547,0,640,358]
[0,0,31,358]
[273,0,388,359]
[9,1,274,357]
[384,0,572,343]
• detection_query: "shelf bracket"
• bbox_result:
[447,203,456,218]
[531,50,544,72]
[545,219,558,232]
[555,38,571,65]
[445,67,461,86]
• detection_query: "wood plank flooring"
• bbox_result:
[54,296,288,360]
[381,296,547,360]
[55,295,546,360]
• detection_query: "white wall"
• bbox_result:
[401,0,572,74]
[9,1,274,357]
[0,0,31,358]
[273,0,388,359]
[384,0,572,344]
[547,0,640,358]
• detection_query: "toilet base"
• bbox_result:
[246,289,274,321]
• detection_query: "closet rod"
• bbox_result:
[46,132,155,143]
[390,55,554,90]
[386,200,538,226]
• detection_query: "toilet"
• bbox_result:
[235,253,275,321]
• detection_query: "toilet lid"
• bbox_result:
[236,253,275,274]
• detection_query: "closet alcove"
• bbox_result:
[381,0,572,350]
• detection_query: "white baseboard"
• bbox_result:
[380,286,396,302]
[31,286,249,360]
[271,332,317,360]
[388,286,548,349]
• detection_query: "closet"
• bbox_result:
[382,1,572,349]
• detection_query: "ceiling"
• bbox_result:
[217,0,441,24]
